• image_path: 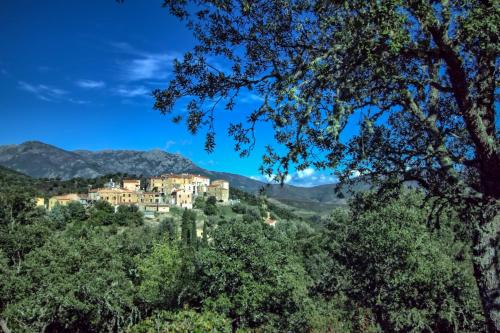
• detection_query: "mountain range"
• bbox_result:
[0,141,351,211]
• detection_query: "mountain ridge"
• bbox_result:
[0,141,347,210]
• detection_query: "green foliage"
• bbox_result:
[0,210,52,266]
[181,209,197,247]
[89,200,115,225]
[231,203,247,214]
[195,219,311,331]
[0,168,490,332]
[138,242,183,308]
[242,206,261,223]
[333,192,485,332]
[115,205,143,226]
[266,201,298,220]
[0,189,37,226]
[206,196,217,206]
[66,201,87,221]
[203,204,218,216]
[0,250,12,312]
[2,229,137,333]
[202,220,208,245]
[158,217,177,241]
[128,309,231,333]
[94,200,114,214]
[193,196,205,209]
[229,188,260,206]
[203,196,218,216]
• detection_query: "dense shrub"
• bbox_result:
[128,309,231,333]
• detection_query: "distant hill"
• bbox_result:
[0,141,102,179]
[0,141,204,179]
[0,164,34,188]
[0,141,351,210]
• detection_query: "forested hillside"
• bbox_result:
[0,164,486,332]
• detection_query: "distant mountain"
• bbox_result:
[0,141,349,210]
[0,141,102,179]
[74,149,204,177]
[0,141,203,179]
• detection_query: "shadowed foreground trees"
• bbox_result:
[154,1,499,329]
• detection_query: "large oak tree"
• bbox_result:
[153,1,499,330]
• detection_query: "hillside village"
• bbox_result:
[42,173,231,215]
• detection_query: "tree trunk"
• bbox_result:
[471,210,500,333]
[0,318,12,333]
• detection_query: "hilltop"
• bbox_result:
[0,141,350,211]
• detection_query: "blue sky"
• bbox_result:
[0,0,338,186]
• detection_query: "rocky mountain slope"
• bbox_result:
[0,141,102,179]
[0,141,348,210]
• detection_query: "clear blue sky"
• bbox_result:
[0,0,338,186]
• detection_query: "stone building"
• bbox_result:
[89,188,139,206]
[123,179,141,191]
[172,188,193,209]
[207,179,230,203]
[48,193,86,210]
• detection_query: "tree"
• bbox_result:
[203,204,218,216]
[159,217,177,241]
[202,220,208,245]
[190,211,197,248]
[66,201,87,222]
[206,196,217,207]
[203,196,218,215]
[115,205,143,226]
[155,1,499,329]
[195,219,311,331]
[138,242,184,308]
[89,200,115,226]
[0,250,14,333]
[128,309,231,333]
[193,196,205,209]
[181,209,197,247]
[2,230,137,332]
[0,192,52,268]
[242,206,261,223]
[337,192,484,331]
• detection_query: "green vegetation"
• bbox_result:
[0,167,488,332]
[155,1,499,330]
